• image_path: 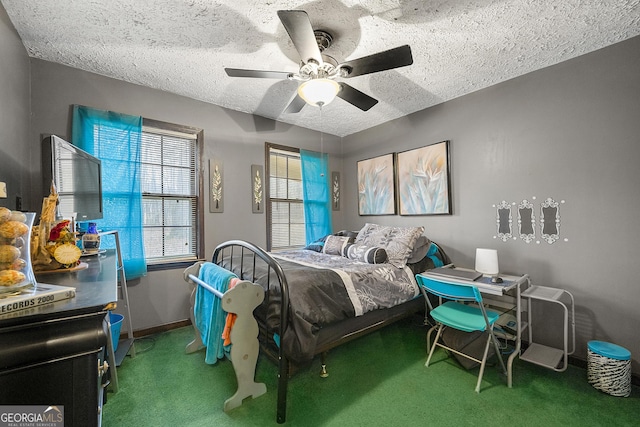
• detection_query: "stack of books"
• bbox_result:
[0,283,76,315]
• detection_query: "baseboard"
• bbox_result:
[119,319,191,339]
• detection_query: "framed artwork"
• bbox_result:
[357,153,396,215]
[209,158,223,213]
[397,140,451,215]
[331,171,340,211]
[251,164,264,214]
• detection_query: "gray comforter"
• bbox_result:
[268,250,419,363]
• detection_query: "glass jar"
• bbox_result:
[0,211,36,288]
[82,222,100,253]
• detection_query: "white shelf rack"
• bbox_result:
[520,285,575,372]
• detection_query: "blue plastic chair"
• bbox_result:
[416,273,507,392]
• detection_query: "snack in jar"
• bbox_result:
[0,209,35,288]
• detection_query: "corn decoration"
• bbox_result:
[30,182,81,271]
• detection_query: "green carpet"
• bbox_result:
[102,316,639,426]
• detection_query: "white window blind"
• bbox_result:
[141,129,198,262]
[268,147,305,250]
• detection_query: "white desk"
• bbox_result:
[419,267,530,388]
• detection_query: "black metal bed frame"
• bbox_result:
[211,240,424,424]
[212,240,291,423]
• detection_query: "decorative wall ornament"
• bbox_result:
[496,200,513,242]
[492,197,566,244]
[331,171,340,211]
[397,140,451,215]
[209,158,223,213]
[251,164,263,214]
[540,197,560,244]
[357,153,396,215]
[518,199,536,243]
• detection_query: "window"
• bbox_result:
[141,120,204,265]
[266,144,305,250]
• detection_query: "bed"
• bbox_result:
[188,223,450,423]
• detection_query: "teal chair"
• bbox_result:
[416,273,507,392]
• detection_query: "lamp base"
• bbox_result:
[491,276,503,283]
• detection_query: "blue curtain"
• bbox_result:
[300,149,332,245]
[71,105,147,279]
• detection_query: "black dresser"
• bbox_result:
[0,250,118,427]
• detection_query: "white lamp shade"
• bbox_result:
[297,79,340,107]
[475,248,499,275]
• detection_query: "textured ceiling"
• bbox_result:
[3,0,640,137]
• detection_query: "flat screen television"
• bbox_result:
[41,135,103,221]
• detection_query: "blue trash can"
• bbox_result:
[587,340,631,397]
[109,312,124,352]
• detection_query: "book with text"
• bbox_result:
[0,283,76,314]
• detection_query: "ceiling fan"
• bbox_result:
[224,10,414,113]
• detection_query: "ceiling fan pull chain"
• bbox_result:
[320,105,325,178]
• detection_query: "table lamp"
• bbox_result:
[475,248,502,283]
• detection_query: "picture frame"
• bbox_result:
[209,158,223,213]
[251,164,264,214]
[331,171,340,211]
[357,153,396,215]
[397,140,452,215]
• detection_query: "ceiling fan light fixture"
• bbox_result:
[297,78,340,107]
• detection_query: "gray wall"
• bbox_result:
[342,36,640,374]
[0,5,30,209]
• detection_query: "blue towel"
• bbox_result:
[194,262,237,364]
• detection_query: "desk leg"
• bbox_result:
[506,277,527,388]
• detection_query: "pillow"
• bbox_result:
[304,235,329,252]
[345,243,388,264]
[305,232,356,253]
[356,224,424,268]
[407,235,431,264]
[406,242,443,274]
[322,235,352,256]
[334,230,359,240]
[355,223,381,243]
[406,255,432,275]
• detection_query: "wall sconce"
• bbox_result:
[297,78,340,107]
[475,248,502,283]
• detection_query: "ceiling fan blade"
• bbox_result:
[336,83,379,111]
[283,94,306,114]
[277,10,323,65]
[339,45,413,78]
[225,68,293,79]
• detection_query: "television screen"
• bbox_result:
[42,135,103,221]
